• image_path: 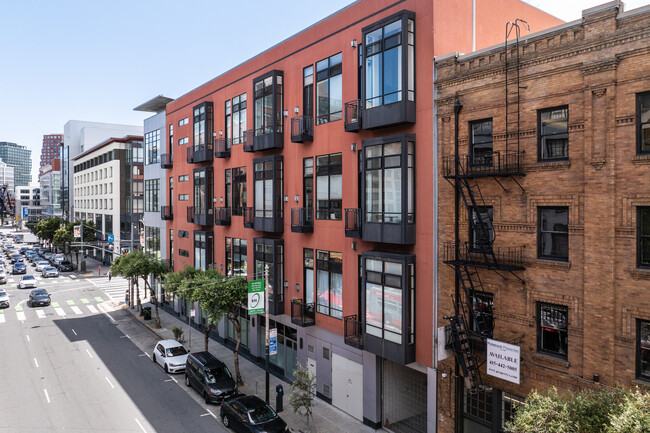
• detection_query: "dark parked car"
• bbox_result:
[29,289,51,307]
[185,351,237,404]
[12,262,26,274]
[220,395,288,433]
[10,254,22,264]
[56,260,74,272]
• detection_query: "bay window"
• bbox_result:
[254,237,284,315]
[253,70,283,151]
[253,155,283,232]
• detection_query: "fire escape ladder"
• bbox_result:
[458,177,498,268]
[457,265,493,338]
[448,311,481,393]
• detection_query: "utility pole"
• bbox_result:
[264,264,270,404]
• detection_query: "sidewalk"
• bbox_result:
[124,301,376,433]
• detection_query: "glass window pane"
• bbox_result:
[384,20,402,38]
[317,269,329,314]
[384,286,402,343]
[383,46,402,104]
[365,28,382,45]
[365,283,383,337]
[365,54,382,108]
[366,171,382,222]
[383,168,401,223]
[331,271,343,319]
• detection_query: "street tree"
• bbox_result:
[35,217,63,246]
[289,362,316,431]
[212,275,247,385]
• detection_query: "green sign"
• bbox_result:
[248,279,265,314]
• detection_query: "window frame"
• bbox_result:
[315,250,343,319]
[469,118,493,167]
[193,101,213,151]
[225,237,247,278]
[145,129,161,165]
[315,53,343,125]
[315,153,342,220]
[638,206,650,268]
[254,237,284,315]
[637,91,650,155]
[253,70,283,151]
[232,167,247,216]
[469,206,494,252]
[537,206,569,261]
[637,319,650,381]
[144,179,160,213]
[538,106,569,161]
[537,302,569,360]
[193,230,214,271]
[253,155,283,232]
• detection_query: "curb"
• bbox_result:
[123,307,168,341]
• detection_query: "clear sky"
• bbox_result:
[0,0,647,182]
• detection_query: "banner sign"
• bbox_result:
[247,279,265,314]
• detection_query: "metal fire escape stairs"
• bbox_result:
[0,185,14,221]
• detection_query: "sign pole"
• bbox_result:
[264,264,270,404]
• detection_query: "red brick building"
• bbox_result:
[435,2,650,432]
[160,0,560,431]
[40,134,63,168]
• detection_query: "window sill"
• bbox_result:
[529,258,571,271]
[632,379,650,389]
[532,352,570,369]
[631,268,650,280]
[632,154,650,166]
[527,160,571,172]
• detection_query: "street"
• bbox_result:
[0,236,229,432]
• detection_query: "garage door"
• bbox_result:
[331,353,363,421]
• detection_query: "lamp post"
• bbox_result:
[265,264,270,404]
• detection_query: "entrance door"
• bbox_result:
[331,353,363,421]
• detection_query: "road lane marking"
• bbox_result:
[81,298,89,304]
[66,300,75,305]
[0,314,4,323]
[134,418,146,433]
[86,349,93,359]
[44,389,50,403]
[87,305,99,314]
[97,303,116,324]
[34,358,38,368]
[95,296,104,302]
[25,335,29,342]
[71,306,82,315]
[15,305,23,311]
[201,409,216,419]
[105,377,115,389]
[70,275,77,279]
[36,310,45,319]
[71,329,77,336]
[54,308,66,317]
[120,334,130,339]
[51,302,60,307]
[17,311,26,322]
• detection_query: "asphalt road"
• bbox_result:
[0,236,229,432]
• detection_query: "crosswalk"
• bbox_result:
[0,298,115,324]
[5,276,77,285]
[89,276,131,303]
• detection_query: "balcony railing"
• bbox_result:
[443,242,526,271]
[290,299,315,327]
[186,144,214,164]
[242,129,254,153]
[290,115,313,143]
[160,205,173,221]
[344,315,363,349]
[186,206,195,223]
[160,153,173,169]
[214,207,231,226]
[290,208,313,233]
[214,138,231,158]
[442,151,525,178]
[344,99,362,132]
[243,207,254,228]
[344,208,361,238]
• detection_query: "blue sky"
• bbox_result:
[0,0,647,181]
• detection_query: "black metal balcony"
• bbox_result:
[242,129,254,153]
[290,115,313,143]
[344,315,363,349]
[290,208,313,233]
[160,205,173,221]
[442,151,525,179]
[186,206,194,223]
[291,299,315,327]
[344,208,361,238]
[443,242,526,272]
[254,208,283,233]
[160,153,173,169]
[186,144,213,164]
[243,207,254,228]
[214,138,231,158]
[344,100,361,132]
[214,207,231,226]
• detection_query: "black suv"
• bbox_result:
[56,261,74,272]
[184,351,237,404]
[220,395,288,432]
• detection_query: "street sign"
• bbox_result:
[107,234,114,243]
[190,308,196,318]
[247,279,265,314]
[269,328,277,355]
[22,207,28,218]
[486,338,520,384]
[140,232,145,247]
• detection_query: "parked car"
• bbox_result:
[12,262,26,274]
[220,395,288,433]
[152,339,189,374]
[56,260,74,272]
[42,252,53,260]
[18,275,38,289]
[29,289,51,307]
[0,269,7,284]
[185,351,237,403]
[19,247,32,255]
[35,261,50,272]
[41,266,59,278]
[0,289,9,308]
[10,254,22,263]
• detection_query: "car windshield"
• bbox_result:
[205,366,232,384]
[0,290,6,296]
[33,290,47,296]
[44,267,56,271]
[23,276,35,280]
[60,261,72,265]
[15,264,25,268]
[166,346,187,357]
[38,262,48,265]
[248,404,278,424]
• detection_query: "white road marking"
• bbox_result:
[87,305,99,314]
[36,310,46,319]
[71,329,77,336]
[71,306,82,315]
[201,409,217,419]
[17,311,26,322]
[25,334,29,342]
[0,314,5,323]
[70,275,77,279]
[164,379,174,382]
[43,388,50,403]
[97,303,116,324]
[120,334,130,339]
[86,349,93,359]
[134,418,147,433]
[105,377,115,389]
[33,358,38,368]
[54,308,66,317]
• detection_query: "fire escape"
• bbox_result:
[443,20,528,393]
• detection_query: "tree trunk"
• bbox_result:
[231,316,244,386]
[204,323,214,352]
[136,278,142,315]
[143,278,161,329]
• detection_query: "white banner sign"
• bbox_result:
[486,338,520,384]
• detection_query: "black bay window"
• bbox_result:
[232,93,247,145]
[315,250,343,319]
[253,70,283,151]
[194,230,214,271]
[192,167,213,226]
[232,167,247,216]
[253,155,283,233]
[362,134,415,244]
[254,238,284,315]
[538,207,569,261]
[188,101,214,163]
[362,10,415,129]
[316,53,342,125]
[362,251,415,365]
[225,237,247,277]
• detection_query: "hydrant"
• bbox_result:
[98,265,101,276]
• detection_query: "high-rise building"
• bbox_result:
[0,160,15,195]
[0,141,32,187]
[40,134,63,169]
[39,159,62,217]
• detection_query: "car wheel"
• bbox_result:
[185,375,191,387]
[152,353,156,364]
[222,415,229,428]
[164,363,168,374]
[204,392,211,404]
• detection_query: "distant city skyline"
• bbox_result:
[1,0,647,181]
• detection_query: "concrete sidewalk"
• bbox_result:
[123,301,376,433]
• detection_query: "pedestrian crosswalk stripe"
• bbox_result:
[54,308,66,317]
[36,310,45,319]
[15,305,23,311]
[81,299,89,304]
[71,306,82,315]
[0,314,4,323]
[87,305,99,314]
[17,312,26,321]
[66,300,75,305]
[51,302,60,307]
[95,297,103,302]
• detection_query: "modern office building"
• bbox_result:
[15,182,42,227]
[0,141,32,187]
[0,160,15,195]
[160,1,561,431]
[61,120,143,220]
[40,134,63,169]
[435,2,650,432]
[39,159,62,217]
[72,135,144,263]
